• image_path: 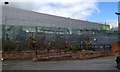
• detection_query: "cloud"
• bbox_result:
[105,19,118,28]
[6,0,99,20]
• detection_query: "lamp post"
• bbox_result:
[115,1,120,41]
[115,12,120,26]
[115,1,120,55]
[3,2,9,41]
[115,12,120,55]
[115,12,120,42]
[1,2,9,61]
[4,2,9,24]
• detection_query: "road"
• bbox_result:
[2,56,119,70]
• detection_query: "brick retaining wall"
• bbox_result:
[2,51,113,60]
[111,42,120,55]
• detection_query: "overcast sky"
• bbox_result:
[1,0,119,28]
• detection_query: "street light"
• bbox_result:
[115,1,120,42]
[4,1,9,19]
[115,12,120,42]
[4,2,9,4]
[115,12,120,15]
[114,1,120,57]
[4,2,9,39]
[1,1,9,61]
[115,12,120,28]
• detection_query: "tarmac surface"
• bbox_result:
[2,56,119,70]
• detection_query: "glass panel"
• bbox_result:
[0,25,2,51]
[22,26,36,33]
[0,25,2,38]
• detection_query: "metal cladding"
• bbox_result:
[2,6,109,30]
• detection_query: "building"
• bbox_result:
[1,6,115,51]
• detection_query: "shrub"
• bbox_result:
[70,44,81,51]
[3,40,16,51]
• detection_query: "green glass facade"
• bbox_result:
[2,24,116,52]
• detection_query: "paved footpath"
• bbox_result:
[2,56,119,70]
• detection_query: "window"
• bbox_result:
[23,26,36,33]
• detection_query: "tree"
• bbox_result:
[83,37,92,50]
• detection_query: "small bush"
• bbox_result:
[3,40,16,51]
[70,44,81,51]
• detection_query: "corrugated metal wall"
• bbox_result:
[2,6,108,30]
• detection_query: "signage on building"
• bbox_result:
[102,25,110,30]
